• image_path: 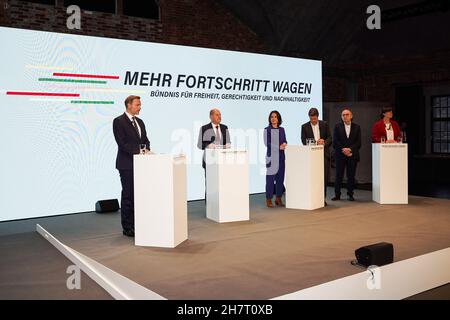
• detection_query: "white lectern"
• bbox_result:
[285,145,324,210]
[372,143,408,204]
[205,149,249,223]
[133,153,188,247]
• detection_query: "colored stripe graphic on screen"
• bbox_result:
[53,73,119,79]
[70,100,114,104]
[29,98,75,102]
[83,88,145,94]
[39,78,107,84]
[7,91,80,97]
[26,65,74,71]
[38,85,146,94]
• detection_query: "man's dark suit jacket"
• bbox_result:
[197,123,231,168]
[301,120,332,158]
[113,113,150,170]
[332,121,362,161]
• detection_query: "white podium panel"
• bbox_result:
[372,143,408,204]
[285,145,324,210]
[205,149,249,223]
[133,154,188,247]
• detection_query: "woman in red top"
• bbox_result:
[372,106,402,143]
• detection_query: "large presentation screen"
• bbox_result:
[0,26,322,221]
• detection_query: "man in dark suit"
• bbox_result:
[113,95,150,237]
[301,107,332,205]
[332,107,362,201]
[197,108,231,200]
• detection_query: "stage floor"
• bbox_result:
[1,189,450,299]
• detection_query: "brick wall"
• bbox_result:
[323,51,450,103]
[2,1,450,105]
[0,0,266,53]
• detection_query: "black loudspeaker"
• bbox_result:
[355,242,394,267]
[95,199,119,213]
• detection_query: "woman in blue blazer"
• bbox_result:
[264,110,287,207]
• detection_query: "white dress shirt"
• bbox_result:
[211,123,222,144]
[125,111,141,138]
[344,123,351,138]
[310,122,320,142]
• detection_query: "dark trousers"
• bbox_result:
[334,156,358,197]
[324,156,330,197]
[119,169,134,231]
[266,161,285,199]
